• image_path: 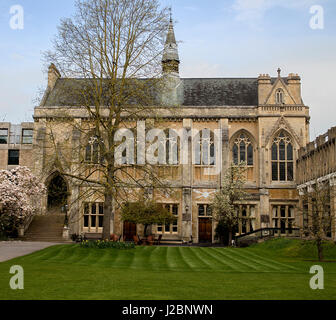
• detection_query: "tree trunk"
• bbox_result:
[228,230,232,247]
[103,190,113,240]
[103,155,115,240]
[144,224,149,237]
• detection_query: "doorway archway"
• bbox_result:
[47,173,68,210]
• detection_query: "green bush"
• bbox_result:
[79,240,135,250]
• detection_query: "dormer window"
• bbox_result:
[276,89,284,104]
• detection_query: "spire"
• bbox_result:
[162,11,180,76]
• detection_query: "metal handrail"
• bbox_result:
[235,227,300,243]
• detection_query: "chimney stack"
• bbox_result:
[48,63,61,90]
[258,74,272,105]
[287,73,302,104]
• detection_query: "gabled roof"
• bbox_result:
[42,77,262,107]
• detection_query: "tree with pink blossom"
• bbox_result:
[0,166,46,237]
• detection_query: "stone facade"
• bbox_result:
[297,127,336,239]
[0,20,319,243]
[0,123,34,170]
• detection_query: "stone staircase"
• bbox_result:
[22,209,69,243]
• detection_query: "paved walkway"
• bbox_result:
[0,241,61,262]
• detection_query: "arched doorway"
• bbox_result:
[47,173,68,211]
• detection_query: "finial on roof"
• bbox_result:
[169,7,172,22]
[277,67,281,78]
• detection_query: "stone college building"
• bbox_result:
[0,19,335,243]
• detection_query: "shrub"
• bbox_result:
[79,240,135,250]
[0,167,46,236]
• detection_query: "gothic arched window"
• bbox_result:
[195,129,215,166]
[164,129,179,165]
[271,131,294,181]
[232,134,253,166]
[85,136,103,164]
[276,89,284,104]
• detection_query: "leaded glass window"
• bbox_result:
[271,131,294,181]
[232,134,253,166]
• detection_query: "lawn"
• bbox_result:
[0,239,335,300]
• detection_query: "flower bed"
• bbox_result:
[79,240,135,250]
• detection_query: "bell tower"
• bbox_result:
[162,12,180,77]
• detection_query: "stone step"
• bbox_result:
[23,213,66,242]
[25,234,63,237]
[22,238,72,243]
[24,237,63,242]
[25,228,64,232]
[160,240,183,245]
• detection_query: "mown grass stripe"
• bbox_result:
[197,247,238,271]
[28,245,65,262]
[176,247,193,270]
[224,248,284,272]
[189,248,219,271]
[166,246,183,270]
[179,247,211,270]
[49,245,80,263]
[242,250,300,271]
[185,247,214,270]
[146,246,162,270]
[210,248,260,271]
[66,246,98,265]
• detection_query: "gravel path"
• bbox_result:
[0,241,62,262]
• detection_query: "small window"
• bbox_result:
[157,204,179,234]
[8,150,20,165]
[276,89,284,104]
[198,205,205,216]
[83,202,104,232]
[22,129,33,144]
[85,136,104,164]
[198,204,212,217]
[0,129,8,144]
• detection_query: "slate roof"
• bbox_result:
[43,78,160,107]
[42,77,265,107]
[181,78,258,106]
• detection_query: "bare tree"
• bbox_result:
[41,0,172,239]
[211,162,248,245]
[298,178,335,261]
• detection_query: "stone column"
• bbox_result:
[182,188,192,242]
[247,205,251,233]
[34,125,47,215]
[181,119,192,242]
[219,119,229,187]
[259,189,270,228]
[69,126,81,236]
